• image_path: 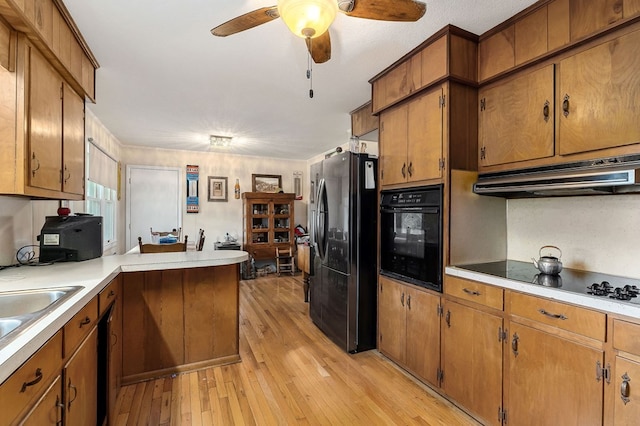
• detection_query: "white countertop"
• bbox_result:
[0,250,248,384]
[446,265,640,319]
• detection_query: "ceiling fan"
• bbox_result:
[211,0,427,64]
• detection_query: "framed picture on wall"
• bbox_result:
[252,174,282,193]
[208,176,228,202]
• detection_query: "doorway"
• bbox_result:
[126,165,182,251]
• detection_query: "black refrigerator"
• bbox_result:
[310,151,378,353]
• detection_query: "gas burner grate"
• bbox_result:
[609,285,640,301]
[587,281,613,296]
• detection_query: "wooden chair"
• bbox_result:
[275,247,295,276]
[196,229,205,251]
[138,235,188,253]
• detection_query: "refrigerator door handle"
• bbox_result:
[315,178,327,261]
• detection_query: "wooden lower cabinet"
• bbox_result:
[122,265,240,383]
[378,275,440,386]
[610,356,640,425]
[441,300,503,426]
[506,321,604,425]
[21,375,63,425]
[63,327,98,426]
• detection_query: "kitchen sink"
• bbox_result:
[0,286,83,344]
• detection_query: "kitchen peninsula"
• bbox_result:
[0,250,247,425]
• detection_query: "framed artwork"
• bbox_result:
[208,176,228,202]
[252,174,282,193]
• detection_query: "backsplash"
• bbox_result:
[507,194,640,279]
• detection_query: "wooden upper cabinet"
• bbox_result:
[479,65,554,168]
[558,27,640,155]
[420,35,447,87]
[62,83,85,195]
[548,0,571,50]
[350,101,378,138]
[372,60,416,113]
[478,25,514,81]
[379,103,408,186]
[570,0,623,41]
[515,6,548,65]
[407,86,443,182]
[625,0,640,16]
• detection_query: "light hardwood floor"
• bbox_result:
[114,275,479,425]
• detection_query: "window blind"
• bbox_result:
[88,141,117,188]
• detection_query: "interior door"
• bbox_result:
[126,166,182,250]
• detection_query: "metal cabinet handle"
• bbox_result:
[463,288,481,296]
[63,164,71,183]
[68,379,78,408]
[56,395,64,426]
[107,289,116,299]
[79,316,91,327]
[400,292,405,307]
[407,162,413,177]
[31,153,40,177]
[562,94,570,117]
[512,333,519,356]
[445,310,451,328]
[407,294,411,310]
[621,373,631,405]
[401,163,406,178]
[538,308,568,320]
[20,368,43,392]
[543,100,550,122]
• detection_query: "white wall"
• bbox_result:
[507,194,640,278]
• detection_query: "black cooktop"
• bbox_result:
[458,260,640,304]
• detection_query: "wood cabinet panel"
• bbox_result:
[509,291,605,341]
[62,83,84,195]
[378,276,406,364]
[0,18,12,71]
[28,44,62,192]
[420,35,447,87]
[21,375,62,425]
[444,275,503,310]
[479,65,554,167]
[612,319,640,354]
[442,300,502,426]
[99,276,120,317]
[548,0,570,50]
[507,322,604,425]
[63,296,98,359]
[558,28,640,155]
[612,356,640,425]
[0,331,62,425]
[184,265,239,363]
[64,327,97,426]
[379,103,408,185]
[448,34,477,82]
[478,25,515,81]
[570,0,623,41]
[407,87,443,182]
[405,288,440,386]
[122,270,184,377]
[515,7,548,66]
[350,101,377,138]
[625,0,640,16]
[33,0,53,45]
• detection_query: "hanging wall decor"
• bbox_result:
[293,171,303,200]
[186,165,199,213]
[208,176,228,202]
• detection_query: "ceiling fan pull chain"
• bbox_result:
[307,37,314,98]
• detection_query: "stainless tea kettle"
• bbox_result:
[532,245,563,275]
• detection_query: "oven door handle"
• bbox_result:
[380,207,440,214]
[314,178,328,261]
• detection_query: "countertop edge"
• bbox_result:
[0,250,248,384]
[445,266,640,319]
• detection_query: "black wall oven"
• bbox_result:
[379,185,443,292]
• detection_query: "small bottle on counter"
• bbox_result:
[234,179,240,199]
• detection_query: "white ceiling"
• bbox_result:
[63,0,538,160]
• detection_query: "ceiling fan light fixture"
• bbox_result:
[278,0,337,39]
[210,135,233,147]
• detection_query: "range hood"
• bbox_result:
[473,155,640,198]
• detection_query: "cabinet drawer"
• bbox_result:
[99,277,120,317]
[613,319,640,354]
[63,296,98,358]
[445,275,503,310]
[0,330,62,425]
[509,292,605,341]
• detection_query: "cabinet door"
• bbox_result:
[612,356,640,425]
[379,104,408,186]
[272,199,293,245]
[558,29,640,155]
[28,45,62,191]
[64,327,98,426]
[378,276,406,364]
[107,292,122,423]
[479,65,554,167]
[405,288,440,386]
[21,375,63,426]
[62,83,84,195]
[441,300,502,426]
[507,322,603,425]
[407,88,443,182]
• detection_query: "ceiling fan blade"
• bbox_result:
[211,6,279,37]
[305,31,331,64]
[340,0,426,22]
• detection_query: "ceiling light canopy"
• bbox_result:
[278,0,337,39]
[210,135,233,147]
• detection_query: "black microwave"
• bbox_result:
[379,185,443,292]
